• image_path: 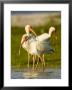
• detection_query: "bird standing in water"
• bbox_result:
[20,25,56,72]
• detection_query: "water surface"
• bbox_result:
[11,68,61,79]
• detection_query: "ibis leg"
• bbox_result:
[42,54,45,72]
[28,53,30,71]
[32,55,35,72]
[39,56,44,72]
[35,56,39,70]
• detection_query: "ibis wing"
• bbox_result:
[36,40,54,53]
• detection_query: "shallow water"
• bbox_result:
[11,68,61,79]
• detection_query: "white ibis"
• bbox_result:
[20,25,56,71]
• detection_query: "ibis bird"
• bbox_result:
[20,25,56,72]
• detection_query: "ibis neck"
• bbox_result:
[48,30,53,38]
[26,32,30,36]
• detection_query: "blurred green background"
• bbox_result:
[11,12,61,70]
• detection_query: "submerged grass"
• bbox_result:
[11,19,61,70]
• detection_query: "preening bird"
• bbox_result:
[19,25,56,71]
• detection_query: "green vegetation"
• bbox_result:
[11,15,61,70]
